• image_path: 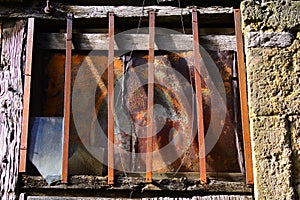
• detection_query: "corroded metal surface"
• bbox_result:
[62,13,73,184]
[29,48,241,175]
[192,8,206,183]
[107,12,115,185]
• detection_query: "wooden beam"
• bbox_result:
[107,12,115,185]
[192,8,206,184]
[234,9,253,185]
[36,33,236,51]
[62,13,73,184]
[146,10,155,183]
[0,5,233,19]
[19,18,35,173]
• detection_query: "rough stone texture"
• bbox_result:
[242,1,300,199]
[245,39,300,117]
[246,32,294,48]
[250,116,293,199]
[241,1,300,32]
[289,116,300,199]
[0,20,26,200]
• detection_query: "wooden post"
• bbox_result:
[146,10,155,183]
[234,9,254,184]
[19,18,34,172]
[192,8,207,184]
[107,12,115,185]
[62,13,73,184]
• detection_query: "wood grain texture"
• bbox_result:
[0,20,26,200]
[234,9,253,185]
[0,5,233,19]
[37,33,237,51]
[19,18,34,173]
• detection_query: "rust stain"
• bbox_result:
[36,49,241,174]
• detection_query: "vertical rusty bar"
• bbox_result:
[19,18,35,173]
[146,10,155,183]
[62,13,73,183]
[192,8,206,184]
[234,9,254,184]
[107,12,115,185]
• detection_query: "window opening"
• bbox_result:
[19,8,254,186]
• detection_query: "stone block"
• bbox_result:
[289,116,300,198]
[241,1,300,32]
[246,40,300,116]
[251,116,293,199]
[246,32,294,48]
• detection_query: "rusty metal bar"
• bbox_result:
[234,9,254,184]
[192,8,207,184]
[19,18,35,173]
[107,12,115,185]
[62,13,73,183]
[146,10,155,183]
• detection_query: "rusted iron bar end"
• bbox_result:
[107,12,115,185]
[192,8,207,184]
[19,18,35,173]
[62,13,73,184]
[146,10,155,183]
[234,9,254,185]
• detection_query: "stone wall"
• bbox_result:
[0,20,26,200]
[241,1,300,199]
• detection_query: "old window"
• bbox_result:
[19,7,253,195]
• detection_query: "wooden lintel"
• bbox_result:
[0,5,233,19]
[37,33,236,51]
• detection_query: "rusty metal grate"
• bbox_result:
[19,9,253,185]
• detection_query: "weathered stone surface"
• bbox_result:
[0,20,26,200]
[246,32,294,48]
[241,1,300,32]
[288,116,300,199]
[250,116,293,199]
[245,39,300,117]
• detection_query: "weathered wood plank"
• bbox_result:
[0,20,26,200]
[234,9,253,185]
[37,33,236,51]
[0,5,233,19]
[21,174,253,194]
[19,18,35,173]
[27,196,253,200]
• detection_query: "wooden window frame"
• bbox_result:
[19,9,254,186]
